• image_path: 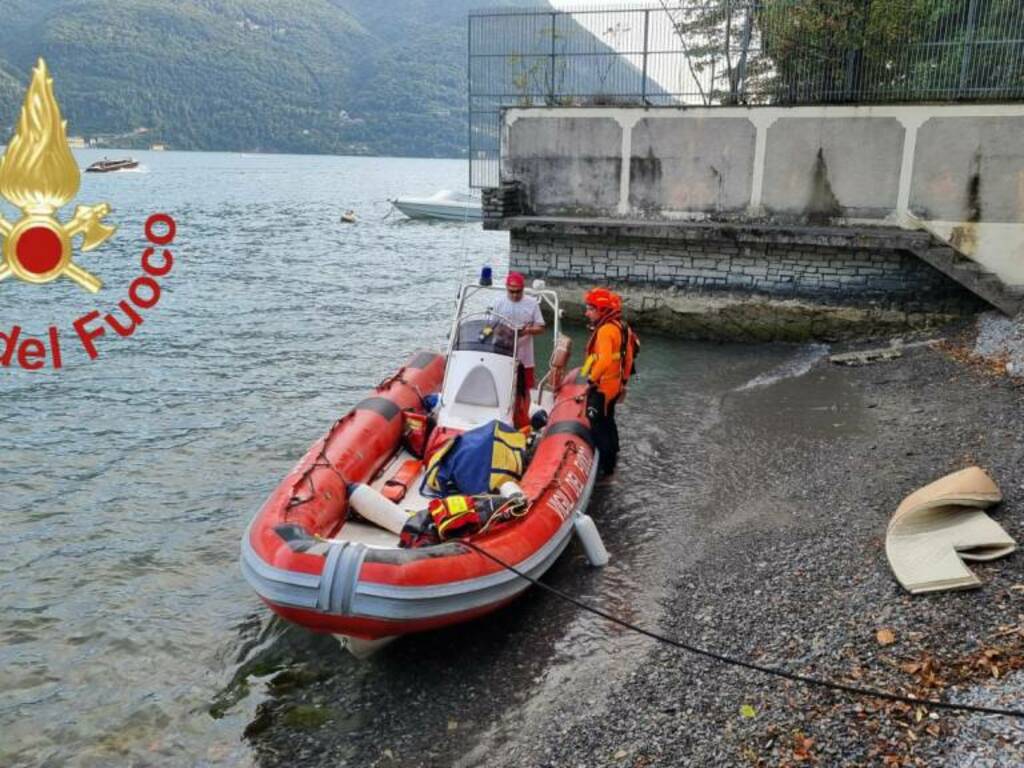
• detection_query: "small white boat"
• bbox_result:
[390,190,482,222]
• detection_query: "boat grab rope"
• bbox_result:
[528,440,581,508]
[287,414,354,510]
[457,539,1024,720]
[286,447,351,511]
[286,366,430,512]
[545,393,587,420]
[377,367,427,408]
[477,495,529,536]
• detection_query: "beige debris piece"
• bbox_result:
[886,467,1016,594]
[830,348,903,366]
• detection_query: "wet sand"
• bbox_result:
[241,327,1023,767]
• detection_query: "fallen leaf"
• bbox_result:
[740,704,757,719]
[447,719,458,732]
[614,749,628,760]
[792,735,815,762]
[876,628,896,646]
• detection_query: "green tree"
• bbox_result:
[755,0,1024,103]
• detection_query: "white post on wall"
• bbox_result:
[617,113,641,215]
[895,114,926,225]
[748,113,776,216]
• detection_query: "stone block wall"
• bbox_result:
[511,230,984,316]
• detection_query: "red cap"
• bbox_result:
[506,271,525,289]
[584,287,619,310]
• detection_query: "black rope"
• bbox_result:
[457,539,1024,720]
[286,415,354,509]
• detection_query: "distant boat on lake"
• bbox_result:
[390,189,482,222]
[85,158,139,173]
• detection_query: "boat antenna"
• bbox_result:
[456,185,474,284]
[424,185,483,351]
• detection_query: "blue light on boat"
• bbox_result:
[480,265,493,286]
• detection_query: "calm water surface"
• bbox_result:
[0,152,510,766]
[0,151,843,766]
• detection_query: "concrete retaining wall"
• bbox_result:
[502,104,1024,285]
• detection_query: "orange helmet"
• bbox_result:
[584,287,620,310]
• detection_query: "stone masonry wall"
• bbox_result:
[511,232,985,316]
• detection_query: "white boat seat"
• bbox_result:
[454,365,500,407]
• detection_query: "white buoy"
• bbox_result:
[574,512,609,567]
[347,483,409,534]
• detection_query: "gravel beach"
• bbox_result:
[512,326,1024,767]
[245,319,1023,768]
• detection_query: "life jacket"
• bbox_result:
[401,409,430,458]
[583,313,639,398]
[424,425,462,463]
[428,495,481,539]
[422,420,527,497]
[399,493,525,547]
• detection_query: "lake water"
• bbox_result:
[0,151,822,766]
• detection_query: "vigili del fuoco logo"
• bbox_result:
[0,58,177,370]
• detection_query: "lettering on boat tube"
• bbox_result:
[1,215,178,369]
[550,448,594,522]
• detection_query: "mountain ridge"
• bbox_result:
[0,0,520,157]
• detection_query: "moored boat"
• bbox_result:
[85,158,139,173]
[390,189,482,221]
[241,281,599,653]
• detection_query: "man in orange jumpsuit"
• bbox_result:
[582,287,632,478]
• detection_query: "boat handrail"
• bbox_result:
[438,283,560,416]
[448,284,560,344]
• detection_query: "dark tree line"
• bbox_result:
[672,0,1024,104]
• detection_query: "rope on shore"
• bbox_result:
[457,539,1024,720]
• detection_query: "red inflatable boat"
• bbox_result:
[241,284,600,653]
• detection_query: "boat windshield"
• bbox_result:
[453,318,515,357]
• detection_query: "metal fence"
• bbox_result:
[468,1,1024,187]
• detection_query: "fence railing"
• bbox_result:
[469,1,1024,187]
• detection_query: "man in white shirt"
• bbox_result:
[492,271,545,389]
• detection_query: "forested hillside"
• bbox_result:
[0,0,522,157]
